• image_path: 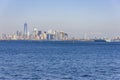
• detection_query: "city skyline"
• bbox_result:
[0,22,69,41]
[0,22,120,42]
[0,0,120,38]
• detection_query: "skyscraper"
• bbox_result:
[24,23,28,36]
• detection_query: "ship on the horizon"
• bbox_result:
[94,39,106,42]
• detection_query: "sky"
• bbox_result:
[0,0,120,38]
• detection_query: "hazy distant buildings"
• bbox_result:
[46,30,68,40]
[0,23,69,41]
[53,31,68,40]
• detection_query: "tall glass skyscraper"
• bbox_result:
[24,23,27,36]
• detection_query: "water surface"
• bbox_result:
[0,41,120,80]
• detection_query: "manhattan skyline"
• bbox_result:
[0,0,120,38]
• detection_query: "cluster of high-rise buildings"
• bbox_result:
[1,23,120,42]
[0,23,68,40]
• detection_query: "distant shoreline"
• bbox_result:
[0,39,108,43]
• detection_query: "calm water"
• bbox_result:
[0,41,120,80]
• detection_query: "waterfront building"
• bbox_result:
[32,28,40,40]
[54,31,60,40]
[47,30,55,40]
[41,31,47,40]
[24,23,28,36]
[59,31,68,40]
[12,33,17,40]
[33,28,38,35]
[1,34,7,40]
[47,34,54,40]
[64,33,68,40]
[37,31,42,36]
[16,31,23,40]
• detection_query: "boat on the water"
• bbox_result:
[94,39,106,42]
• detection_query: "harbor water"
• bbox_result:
[0,41,120,80]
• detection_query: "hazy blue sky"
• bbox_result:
[0,0,120,38]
